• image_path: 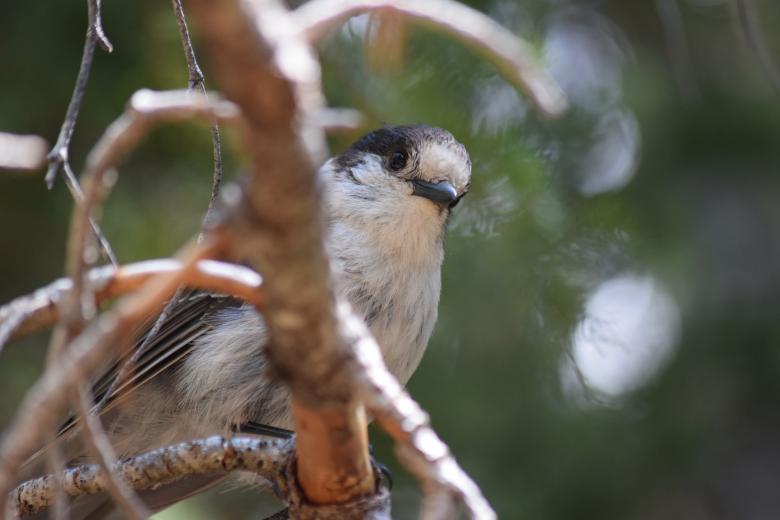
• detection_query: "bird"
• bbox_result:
[23,124,472,517]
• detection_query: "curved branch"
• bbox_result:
[293,0,567,118]
[64,89,240,330]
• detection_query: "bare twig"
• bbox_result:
[171,0,225,232]
[11,436,290,517]
[62,161,119,267]
[89,0,113,53]
[72,384,149,520]
[45,0,113,188]
[0,239,223,514]
[733,0,780,95]
[292,0,568,118]
[0,257,262,348]
[0,133,48,172]
[44,0,117,265]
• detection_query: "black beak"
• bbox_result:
[411,180,458,208]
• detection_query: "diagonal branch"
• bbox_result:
[339,302,496,520]
[292,0,568,118]
[72,384,149,520]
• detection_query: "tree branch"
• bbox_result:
[0,258,262,349]
[11,436,290,517]
[186,1,497,517]
[337,302,496,520]
[43,0,117,267]
[185,0,377,511]
[63,89,240,323]
[71,384,149,520]
[45,0,112,187]
[293,0,568,118]
[0,238,223,515]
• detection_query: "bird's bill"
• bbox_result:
[410,180,458,207]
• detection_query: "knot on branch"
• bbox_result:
[281,455,391,520]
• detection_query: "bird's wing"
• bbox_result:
[58,289,241,439]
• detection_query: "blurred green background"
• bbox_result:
[3,0,780,518]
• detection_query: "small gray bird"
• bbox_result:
[26,124,471,516]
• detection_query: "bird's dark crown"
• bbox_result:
[335,124,471,178]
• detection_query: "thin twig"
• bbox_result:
[292,0,568,118]
[0,257,262,349]
[73,384,149,520]
[44,0,116,266]
[171,0,224,233]
[733,0,780,95]
[0,132,48,172]
[0,239,223,514]
[89,0,113,53]
[62,161,119,266]
[11,436,290,517]
[45,0,113,188]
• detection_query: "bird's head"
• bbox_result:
[323,125,472,240]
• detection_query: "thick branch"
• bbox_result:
[11,436,290,517]
[293,0,567,118]
[186,0,375,508]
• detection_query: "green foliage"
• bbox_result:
[3,1,780,518]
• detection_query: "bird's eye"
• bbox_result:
[388,150,407,171]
